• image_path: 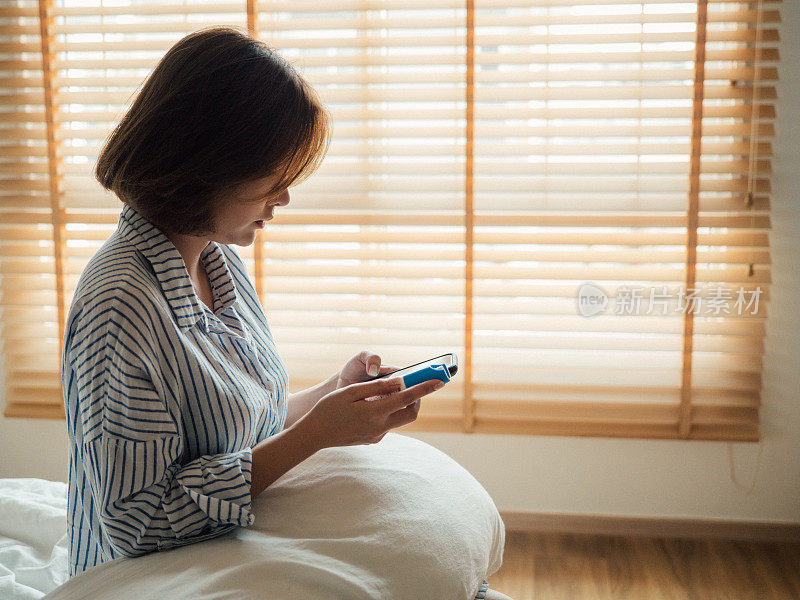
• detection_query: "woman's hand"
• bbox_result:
[335,350,399,390]
[294,376,442,450]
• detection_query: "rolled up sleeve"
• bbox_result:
[82,435,253,556]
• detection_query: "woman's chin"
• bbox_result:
[215,231,257,247]
[239,232,258,246]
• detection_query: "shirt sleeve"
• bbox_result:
[68,306,255,559]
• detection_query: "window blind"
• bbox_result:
[0,0,777,441]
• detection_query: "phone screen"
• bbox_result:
[374,353,458,380]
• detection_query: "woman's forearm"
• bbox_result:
[283,372,338,429]
[249,374,338,499]
[249,419,324,499]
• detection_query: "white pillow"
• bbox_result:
[46,432,506,600]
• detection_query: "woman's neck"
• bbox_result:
[164,231,211,280]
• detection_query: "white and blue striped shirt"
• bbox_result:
[62,203,288,578]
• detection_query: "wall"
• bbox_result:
[2,8,798,523]
[0,417,68,482]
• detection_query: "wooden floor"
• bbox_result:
[485,531,800,600]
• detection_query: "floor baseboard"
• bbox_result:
[499,511,800,543]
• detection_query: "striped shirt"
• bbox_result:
[62,203,288,578]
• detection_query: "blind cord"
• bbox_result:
[727,440,765,494]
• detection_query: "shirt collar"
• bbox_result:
[117,203,241,332]
[200,239,245,336]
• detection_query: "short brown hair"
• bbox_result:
[94,26,331,235]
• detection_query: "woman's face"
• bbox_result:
[210,173,290,246]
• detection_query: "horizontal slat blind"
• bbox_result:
[464,0,776,440]
[252,0,469,421]
[1,0,776,441]
[250,0,776,440]
[1,0,249,418]
[1,0,59,417]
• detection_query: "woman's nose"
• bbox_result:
[276,189,290,206]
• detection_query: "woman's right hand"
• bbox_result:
[294,376,444,450]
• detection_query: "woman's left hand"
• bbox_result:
[335,350,399,390]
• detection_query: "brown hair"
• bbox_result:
[94,26,331,235]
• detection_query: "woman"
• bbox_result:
[62,26,507,600]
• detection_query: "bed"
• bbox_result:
[1,432,505,599]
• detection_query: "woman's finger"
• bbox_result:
[384,398,422,430]
[343,376,403,402]
[373,378,442,414]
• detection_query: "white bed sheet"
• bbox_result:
[3,432,505,600]
[0,478,69,600]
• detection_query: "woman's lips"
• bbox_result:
[254,219,266,228]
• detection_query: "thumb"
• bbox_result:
[362,352,381,377]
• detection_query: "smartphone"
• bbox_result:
[374,353,458,382]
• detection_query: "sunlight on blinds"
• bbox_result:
[0,0,778,440]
